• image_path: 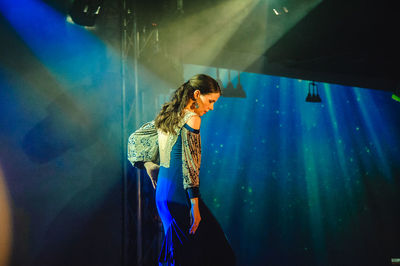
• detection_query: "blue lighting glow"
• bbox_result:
[0,0,116,87]
[185,65,400,266]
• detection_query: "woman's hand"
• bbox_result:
[189,197,201,234]
[144,162,159,189]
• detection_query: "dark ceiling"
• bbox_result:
[144,0,399,92]
[260,0,399,92]
[198,0,399,92]
[3,0,399,92]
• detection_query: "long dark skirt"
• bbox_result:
[157,198,236,266]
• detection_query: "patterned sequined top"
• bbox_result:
[127,110,201,194]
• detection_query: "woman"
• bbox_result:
[128,74,235,265]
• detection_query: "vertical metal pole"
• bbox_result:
[133,10,143,266]
[120,0,128,265]
[121,1,143,265]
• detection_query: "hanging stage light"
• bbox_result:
[392,88,400,102]
[221,70,247,98]
[222,70,235,97]
[68,0,103,27]
[234,72,246,98]
[306,81,322,103]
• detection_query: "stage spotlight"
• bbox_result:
[222,70,235,97]
[68,0,103,27]
[234,72,246,98]
[306,81,322,103]
[221,70,246,98]
[392,88,400,103]
[272,7,289,16]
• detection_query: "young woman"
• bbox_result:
[128,74,235,265]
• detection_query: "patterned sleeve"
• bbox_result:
[181,125,201,198]
[127,121,159,169]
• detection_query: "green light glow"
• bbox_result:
[392,94,400,102]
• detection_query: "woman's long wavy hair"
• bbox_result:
[155,74,221,134]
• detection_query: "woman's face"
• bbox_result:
[195,91,220,116]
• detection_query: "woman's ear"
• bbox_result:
[193,89,201,99]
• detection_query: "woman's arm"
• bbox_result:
[183,115,202,234]
[144,161,159,189]
[127,120,159,168]
[186,114,201,130]
[189,197,201,234]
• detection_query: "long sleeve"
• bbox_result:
[127,121,159,169]
[181,124,201,198]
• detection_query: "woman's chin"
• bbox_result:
[194,110,207,116]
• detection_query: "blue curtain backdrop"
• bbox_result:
[184,64,400,266]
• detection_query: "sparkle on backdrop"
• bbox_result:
[184,64,400,265]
